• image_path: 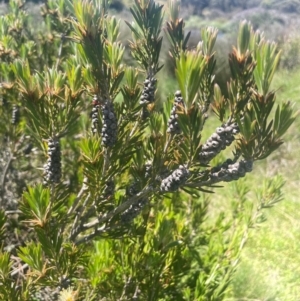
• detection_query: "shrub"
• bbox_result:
[0,0,295,300]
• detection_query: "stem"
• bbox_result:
[67,181,88,216]
[10,263,28,277]
[133,284,140,300]
[0,135,25,203]
[74,223,118,245]
[103,148,110,176]
[0,155,13,202]
[71,187,156,243]
[69,193,91,240]
[188,117,193,166]
[120,276,132,300]
[5,210,22,215]
[86,188,153,227]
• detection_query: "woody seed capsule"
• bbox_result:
[167,91,185,134]
[199,122,240,164]
[43,137,61,185]
[101,99,118,147]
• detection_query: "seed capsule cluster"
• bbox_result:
[101,100,117,147]
[91,95,100,135]
[209,159,253,183]
[43,138,61,184]
[121,181,148,223]
[160,165,189,192]
[167,90,184,134]
[120,198,148,224]
[199,122,239,164]
[140,76,157,105]
[11,105,20,125]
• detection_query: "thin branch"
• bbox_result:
[10,263,28,277]
[84,187,153,228]
[119,275,132,300]
[74,224,116,245]
[0,155,14,201]
[69,193,91,240]
[67,181,88,216]
[5,210,22,215]
[102,148,111,177]
[59,181,89,236]
[71,186,155,243]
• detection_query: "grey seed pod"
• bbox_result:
[232,128,239,135]
[160,165,189,192]
[216,127,225,135]
[175,90,181,97]
[211,133,222,142]
[199,121,240,164]
[120,198,148,224]
[243,160,253,172]
[101,99,117,147]
[43,137,61,185]
[229,167,239,174]
[140,76,157,105]
[11,105,20,125]
[224,126,233,133]
[211,141,219,148]
[209,159,253,183]
[167,91,184,134]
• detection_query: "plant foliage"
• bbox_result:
[0,0,296,300]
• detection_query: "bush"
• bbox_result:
[262,0,300,13]
[0,0,296,300]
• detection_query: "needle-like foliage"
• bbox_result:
[0,1,296,300]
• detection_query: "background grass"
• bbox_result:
[179,8,300,297]
[224,68,300,301]
[175,4,300,298]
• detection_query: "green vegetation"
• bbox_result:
[226,68,300,301]
[0,0,299,300]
